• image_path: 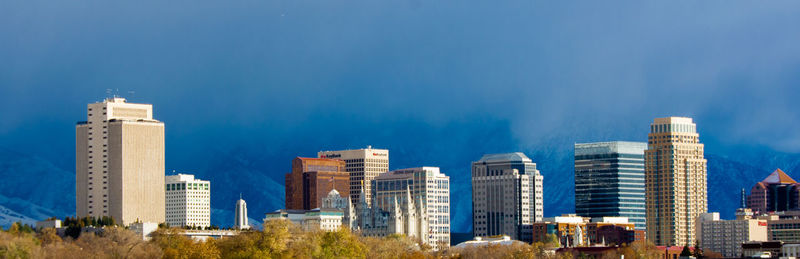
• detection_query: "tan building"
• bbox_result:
[76,97,165,226]
[696,210,768,258]
[318,146,389,206]
[284,157,349,210]
[645,116,707,246]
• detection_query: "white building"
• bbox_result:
[263,190,348,232]
[472,152,543,243]
[318,146,389,207]
[165,174,210,228]
[373,167,450,248]
[234,197,249,230]
[697,210,768,258]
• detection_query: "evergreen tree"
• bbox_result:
[680,245,692,257]
[693,240,704,258]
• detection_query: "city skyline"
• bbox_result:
[3,1,800,233]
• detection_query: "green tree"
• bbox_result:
[693,240,704,258]
[680,245,692,257]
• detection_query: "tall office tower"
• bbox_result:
[318,146,389,207]
[574,142,647,231]
[645,117,707,246]
[373,167,450,248]
[76,97,165,226]
[746,169,800,214]
[235,197,249,230]
[471,153,544,243]
[165,174,210,228]
[285,157,350,210]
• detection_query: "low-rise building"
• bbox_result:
[35,219,62,229]
[742,241,784,258]
[532,215,638,247]
[165,174,210,228]
[696,209,768,257]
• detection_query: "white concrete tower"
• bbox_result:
[235,195,250,230]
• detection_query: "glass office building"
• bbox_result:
[574,141,646,230]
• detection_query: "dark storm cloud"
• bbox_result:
[2,0,800,229]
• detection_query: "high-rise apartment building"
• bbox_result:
[235,197,249,230]
[165,174,210,228]
[747,169,800,214]
[471,153,543,243]
[318,146,389,207]
[575,142,647,230]
[645,116,707,246]
[373,167,450,248]
[76,97,165,226]
[284,157,350,210]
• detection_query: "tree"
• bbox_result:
[680,245,692,257]
[693,240,704,259]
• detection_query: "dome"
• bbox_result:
[327,189,340,197]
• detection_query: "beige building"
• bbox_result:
[372,167,450,248]
[645,116,707,246]
[697,210,768,258]
[76,97,165,226]
[318,146,389,207]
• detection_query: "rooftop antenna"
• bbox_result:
[128,91,135,100]
[115,88,119,98]
[240,193,242,200]
[106,89,112,99]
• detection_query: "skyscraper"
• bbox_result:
[165,174,210,228]
[471,153,543,242]
[373,167,450,248]
[574,142,647,230]
[235,197,249,230]
[284,157,350,210]
[76,97,165,226]
[645,117,707,246]
[318,146,389,207]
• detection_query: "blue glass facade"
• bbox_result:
[574,142,647,230]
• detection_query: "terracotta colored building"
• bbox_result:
[285,157,350,210]
[747,169,800,214]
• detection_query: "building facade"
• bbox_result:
[747,169,800,214]
[696,210,768,258]
[372,167,450,248]
[532,215,639,247]
[165,174,210,228]
[318,146,389,207]
[235,198,249,229]
[645,117,708,246]
[574,142,646,231]
[76,97,165,226]
[285,157,350,210]
[265,189,352,232]
[471,152,543,243]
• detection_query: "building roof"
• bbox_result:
[476,152,532,163]
[761,169,796,184]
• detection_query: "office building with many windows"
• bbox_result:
[165,174,210,228]
[373,167,450,248]
[574,141,646,230]
[471,152,543,243]
[76,97,165,226]
[318,146,389,207]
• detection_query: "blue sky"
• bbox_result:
[2,0,800,230]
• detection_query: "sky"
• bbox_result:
[2,0,800,230]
